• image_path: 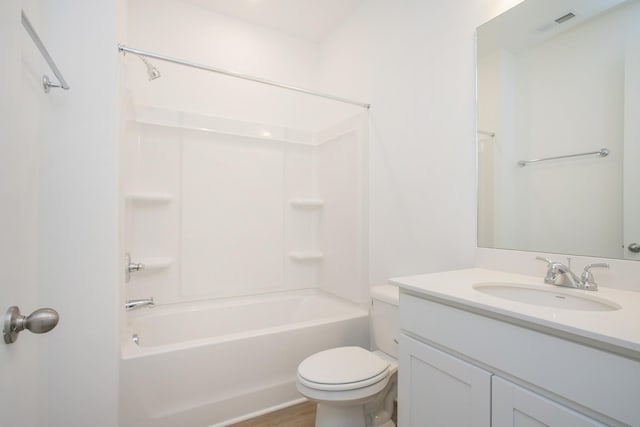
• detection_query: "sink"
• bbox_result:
[473,282,621,311]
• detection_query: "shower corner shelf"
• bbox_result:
[289,251,324,261]
[289,199,325,208]
[126,192,174,204]
[139,257,173,271]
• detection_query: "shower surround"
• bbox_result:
[123,105,368,304]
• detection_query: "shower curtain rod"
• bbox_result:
[118,45,370,109]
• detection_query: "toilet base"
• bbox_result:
[312,377,397,427]
[314,404,396,427]
[315,404,367,427]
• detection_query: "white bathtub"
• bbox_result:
[119,289,369,426]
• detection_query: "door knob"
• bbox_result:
[628,243,640,253]
[3,306,59,344]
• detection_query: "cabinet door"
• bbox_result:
[492,376,606,427]
[399,334,491,426]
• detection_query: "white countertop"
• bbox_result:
[391,268,640,359]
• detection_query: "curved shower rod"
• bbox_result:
[118,44,370,109]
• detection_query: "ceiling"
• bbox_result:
[183,0,365,42]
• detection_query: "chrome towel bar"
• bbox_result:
[21,10,70,93]
[518,148,609,167]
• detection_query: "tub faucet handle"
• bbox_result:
[129,261,145,272]
[125,253,145,282]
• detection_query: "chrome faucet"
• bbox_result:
[536,257,609,291]
[125,298,155,311]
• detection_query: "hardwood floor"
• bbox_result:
[230,401,317,427]
[230,400,398,426]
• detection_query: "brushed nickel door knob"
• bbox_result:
[628,243,640,253]
[3,306,59,344]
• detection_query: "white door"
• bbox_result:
[2,2,120,425]
[0,1,45,425]
[623,32,640,260]
[492,376,606,427]
[399,334,492,426]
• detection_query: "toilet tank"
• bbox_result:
[370,285,399,358]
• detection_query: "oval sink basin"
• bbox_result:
[473,282,621,311]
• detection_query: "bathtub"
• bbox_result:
[119,289,369,427]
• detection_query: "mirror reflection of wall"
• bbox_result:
[477,0,640,260]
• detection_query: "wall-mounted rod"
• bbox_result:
[518,148,609,167]
[21,10,70,93]
[118,44,370,109]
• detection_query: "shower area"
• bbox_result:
[119,1,370,426]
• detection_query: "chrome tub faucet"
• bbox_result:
[536,257,609,291]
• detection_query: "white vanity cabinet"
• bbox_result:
[491,377,606,427]
[398,291,640,427]
[399,333,491,426]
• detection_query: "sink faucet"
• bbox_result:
[536,257,609,291]
[125,298,155,311]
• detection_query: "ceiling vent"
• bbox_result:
[536,10,578,32]
[555,12,577,24]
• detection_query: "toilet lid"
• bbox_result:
[298,346,389,391]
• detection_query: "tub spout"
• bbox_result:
[125,298,154,311]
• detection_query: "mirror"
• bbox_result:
[477,0,640,260]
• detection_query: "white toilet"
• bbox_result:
[296,285,399,427]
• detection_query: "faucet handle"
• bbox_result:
[583,262,610,271]
[580,263,610,290]
[535,256,554,266]
[536,256,559,284]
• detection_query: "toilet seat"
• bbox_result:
[297,346,390,392]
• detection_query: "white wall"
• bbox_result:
[126,0,332,130]
[320,0,524,286]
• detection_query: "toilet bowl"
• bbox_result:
[296,286,399,427]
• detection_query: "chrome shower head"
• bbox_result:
[138,55,161,81]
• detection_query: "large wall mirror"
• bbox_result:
[477,0,640,260]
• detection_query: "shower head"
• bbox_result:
[138,55,161,81]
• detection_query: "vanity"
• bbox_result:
[392,268,640,426]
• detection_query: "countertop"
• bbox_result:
[390,268,640,360]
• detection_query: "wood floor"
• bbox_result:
[231,401,317,427]
[231,400,397,426]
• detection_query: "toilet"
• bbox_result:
[296,285,399,427]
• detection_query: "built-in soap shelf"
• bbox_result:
[126,192,174,205]
[289,199,324,208]
[139,257,173,271]
[289,251,324,261]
